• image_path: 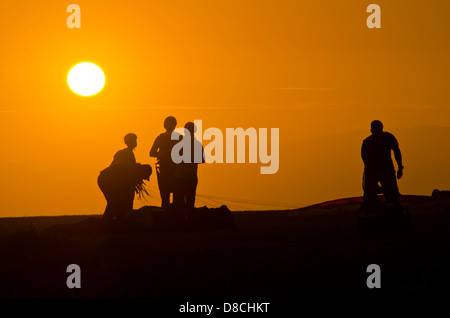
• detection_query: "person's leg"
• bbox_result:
[185,176,198,210]
[116,188,135,221]
[363,170,379,204]
[114,205,126,221]
[380,169,401,204]
[98,174,114,221]
[157,166,171,209]
[104,197,122,224]
[166,164,176,208]
[102,203,114,222]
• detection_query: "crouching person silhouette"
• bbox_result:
[98,163,152,223]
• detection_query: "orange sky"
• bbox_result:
[1,1,450,216]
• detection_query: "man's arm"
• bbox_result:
[149,137,160,158]
[393,146,402,169]
[392,136,403,179]
[361,141,368,166]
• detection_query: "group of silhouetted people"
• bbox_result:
[97,116,204,223]
[150,117,205,212]
[97,117,404,224]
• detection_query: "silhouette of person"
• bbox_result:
[150,116,180,209]
[173,122,205,213]
[111,133,137,166]
[361,120,403,204]
[98,163,152,222]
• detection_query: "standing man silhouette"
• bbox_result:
[173,122,205,213]
[111,133,138,166]
[150,116,179,209]
[361,120,404,204]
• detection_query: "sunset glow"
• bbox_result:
[1,0,450,217]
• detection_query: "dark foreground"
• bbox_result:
[1,200,450,300]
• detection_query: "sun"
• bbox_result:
[68,62,105,96]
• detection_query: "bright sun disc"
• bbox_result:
[68,62,105,96]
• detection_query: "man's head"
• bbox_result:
[164,116,177,132]
[370,120,383,135]
[184,121,196,137]
[124,133,138,149]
